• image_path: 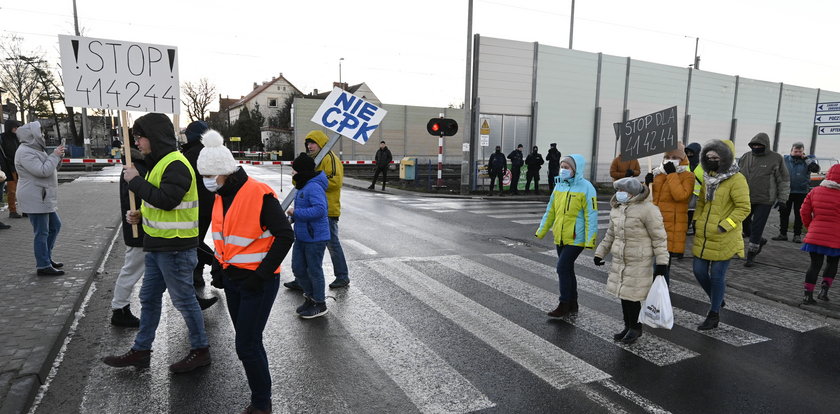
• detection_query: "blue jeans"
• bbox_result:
[692,258,730,313]
[292,241,328,302]
[133,249,207,351]
[327,217,349,281]
[556,244,584,302]
[224,274,279,411]
[28,212,62,269]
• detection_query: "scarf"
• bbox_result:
[820,180,840,190]
[293,171,317,190]
[703,163,740,201]
[652,164,689,176]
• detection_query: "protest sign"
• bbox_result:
[619,106,678,161]
[311,87,387,145]
[59,35,180,113]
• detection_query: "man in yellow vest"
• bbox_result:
[103,113,210,373]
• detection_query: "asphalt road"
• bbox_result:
[30,165,840,413]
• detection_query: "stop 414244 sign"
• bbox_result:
[619,106,679,161]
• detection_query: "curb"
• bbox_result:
[728,281,840,320]
[0,220,122,414]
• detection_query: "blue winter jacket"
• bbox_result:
[292,172,330,243]
[784,154,819,194]
[535,154,599,248]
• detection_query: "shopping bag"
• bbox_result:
[638,275,674,329]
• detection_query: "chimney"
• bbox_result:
[253,82,258,90]
[313,89,318,95]
[279,72,283,78]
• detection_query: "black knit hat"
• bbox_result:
[292,152,315,172]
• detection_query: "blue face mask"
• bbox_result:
[203,177,219,192]
[615,191,631,203]
[559,168,573,181]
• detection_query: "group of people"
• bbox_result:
[537,133,840,343]
[485,142,562,195]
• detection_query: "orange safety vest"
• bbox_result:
[211,177,281,272]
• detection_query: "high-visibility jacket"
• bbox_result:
[140,151,199,238]
[212,177,279,272]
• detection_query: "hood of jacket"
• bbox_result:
[563,154,587,185]
[610,183,650,208]
[700,139,735,172]
[132,113,177,165]
[17,121,45,151]
[749,132,771,149]
[826,163,840,182]
[305,130,329,154]
[4,119,21,133]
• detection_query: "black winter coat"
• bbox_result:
[180,139,215,220]
[508,149,524,168]
[120,149,148,247]
[374,147,393,170]
[546,148,562,170]
[525,152,544,171]
[488,151,507,173]
[0,131,20,177]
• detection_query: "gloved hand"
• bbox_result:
[625,169,635,177]
[210,261,225,289]
[774,200,785,211]
[645,172,654,185]
[244,273,265,292]
[654,264,668,276]
[594,256,605,266]
[663,161,677,174]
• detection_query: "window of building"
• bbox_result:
[268,98,278,108]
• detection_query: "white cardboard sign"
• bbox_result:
[311,87,387,145]
[58,35,180,113]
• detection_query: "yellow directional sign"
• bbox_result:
[480,119,490,135]
[229,136,241,142]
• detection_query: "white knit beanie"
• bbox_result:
[197,130,238,176]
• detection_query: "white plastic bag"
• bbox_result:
[638,275,674,329]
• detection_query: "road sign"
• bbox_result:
[480,118,490,147]
[618,106,679,161]
[818,125,840,135]
[311,87,387,145]
[814,113,840,124]
[816,102,840,113]
[58,35,180,113]
[229,136,241,142]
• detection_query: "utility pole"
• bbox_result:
[569,0,575,49]
[73,0,90,158]
[461,0,474,194]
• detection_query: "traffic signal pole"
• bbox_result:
[435,135,445,188]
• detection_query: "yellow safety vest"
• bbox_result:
[140,151,199,239]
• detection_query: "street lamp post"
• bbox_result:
[339,57,344,89]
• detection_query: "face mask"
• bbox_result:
[559,168,573,180]
[615,191,631,203]
[203,177,219,192]
[705,160,720,171]
[751,147,766,155]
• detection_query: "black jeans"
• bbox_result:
[525,171,540,192]
[743,203,773,248]
[489,171,504,193]
[779,193,806,236]
[804,252,839,291]
[509,166,521,192]
[371,167,388,189]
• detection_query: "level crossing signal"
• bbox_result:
[427,118,458,137]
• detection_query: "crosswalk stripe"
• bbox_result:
[441,255,697,366]
[512,219,543,225]
[364,258,611,389]
[331,278,495,413]
[596,379,671,414]
[488,213,543,219]
[343,239,378,255]
[433,210,457,213]
[565,253,828,333]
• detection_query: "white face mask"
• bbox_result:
[615,191,631,203]
[203,176,219,192]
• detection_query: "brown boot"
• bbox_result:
[547,302,571,318]
[169,347,211,373]
[102,349,151,368]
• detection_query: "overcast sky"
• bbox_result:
[4,0,840,119]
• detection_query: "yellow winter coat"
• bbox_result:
[305,130,344,217]
[651,159,695,254]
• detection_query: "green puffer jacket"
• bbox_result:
[692,140,752,261]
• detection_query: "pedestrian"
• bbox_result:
[14,121,65,275]
[546,142,562,186]
[524,145,544,194]
[284,130,349,289]
[772,142,820,243]
[799,164,840,304]
[692,139,751,330]
[609,154,641,182]
[368,140,392,191]
[199,130,294,413]
[507,144,524,195]
[738,132,789,267]
[536,155,598,317]
[645,143,694,281]
[0,143,11,230]
[180,120,216,288]
[103,113,210,373]
[1,119,24,219]
[287,152,331,319]
[111,137,123,159]
[685,142,703,235]
[487,145,507,196]
[594,177,669,344]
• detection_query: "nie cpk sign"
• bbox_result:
[58,35,180,113]
[311,87,387,145]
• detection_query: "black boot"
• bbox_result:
[698,311,720,330]
[803,290,817,305]
[744,251,757,267]
[197,295,218,310]
[621,324,644,344]
[818,284,830,301]
[111,305,140,327]
[547,302,571,318]
[193,268,205,287]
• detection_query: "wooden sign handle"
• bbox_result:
[120,110,139,238]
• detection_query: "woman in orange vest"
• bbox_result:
[199,130,294,414]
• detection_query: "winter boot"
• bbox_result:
[818,284,830,301]
[547,302,571,318]
[771,234,787,241]
[197,295,218,310]
[621,324,644,344]
[744,251,757,267]
[803,290,817,304]
[111,305,140,327]
[169,347,211,373]
[697,311,720,330]
[103,349,152,368]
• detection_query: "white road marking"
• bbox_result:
[343,239,378,255]
[597,379,672,414]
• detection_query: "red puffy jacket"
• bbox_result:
[801,164,840,249]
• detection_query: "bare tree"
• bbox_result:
[182,78,217,121]
[0,35,43,122]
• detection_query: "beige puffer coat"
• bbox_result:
[595,186,670,302]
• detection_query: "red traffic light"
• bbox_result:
[427,118,458,136]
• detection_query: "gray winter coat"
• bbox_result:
[738,133,789,205]
[13,122,62,214]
